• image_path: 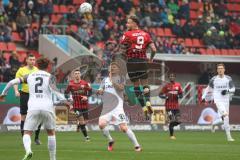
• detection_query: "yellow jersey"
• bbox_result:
[15,66,38,93]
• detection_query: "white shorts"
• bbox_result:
[99,109,128,125]
[24,110,56,131]
[215,102,229,116]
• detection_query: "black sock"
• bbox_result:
[80,124,88,137]
[169,121,181,136]
[134,86,145,107]
[143,85,150,102]
[169,122,174,136]
[20,120,25,137]
[77,124,81,130]
[35,124,41,140]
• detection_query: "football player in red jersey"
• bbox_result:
[120,15,157,120]
[65,69,92,141]
[159,73,183,140]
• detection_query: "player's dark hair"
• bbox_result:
[74,69,80,73]
[217,63,225,69]
[128,15,140,26]
[168,73,176,77]
[27,54,35,58]
[37,57,49,70]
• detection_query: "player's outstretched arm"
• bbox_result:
[1,78,23,98]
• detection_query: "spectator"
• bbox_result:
[78,21,90,42]
[182,20,196,38]
[172,19,183,37]
[0,22,11,42]
[16,10,29,33]
[160,8,169,27]
[0,0,5,15]
[67,7,80,25]
[5,1,17,21]
[167,0,179,16]
[151,5,162,27]
[9,51,21,69]
[203,30,215,48]
[213,0,227,18]
[0,51,5,81]
[178,0,189,19]
[158,0,166,8]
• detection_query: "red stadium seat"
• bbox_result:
[51,14,62,24]
[228,49,236,55]
[190,11,198,19]
[164,28,175,37]
[3,52,11,62]
[214,49,221,55]
[17,51,27,62]
[184,38,193,47]
[70,25,78,32]
[7,42,17,51]
[206,49,214,55]
[53,5,59,13]
[189,2,199,10]
[220,49,229,55]
[0,42,7,51]
[149,28,157,35]
[192,38,202,47]
[73,0,86,5]
[234,49,240,55]
[12,32,23,42]
[199,48,206,55]
[156,28,164,36]
[59,5,68,14]
[180,19,186,26]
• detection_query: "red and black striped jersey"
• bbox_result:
[161,82,183,110]
[65,80,91,109]
[120,29,152,59]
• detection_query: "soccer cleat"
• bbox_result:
[108,140,114,151]
[227,138,235,142]
[135,146,142,152]
[85,136,90,142]
[34,139,41,145]
[22,152,33,160]
[170,136,176,140]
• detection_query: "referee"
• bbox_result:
[13,54,42,145]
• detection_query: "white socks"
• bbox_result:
[212,117,223,126]
[102,127,113,142]
[48,136,56,160]
[223,116,232,139]
[126,129,140,147]
[23,134,32,153]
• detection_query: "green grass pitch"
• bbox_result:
[0,131,239,160]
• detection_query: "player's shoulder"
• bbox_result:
[175,82,182,86]
[225,75,232,80]
[210,75,217,81]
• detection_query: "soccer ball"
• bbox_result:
[79,2,92,13]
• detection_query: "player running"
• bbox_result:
[97,62,141,152]
[64,69,92,141]
[13,54,42,144]
[0,58,70,160]
[159,73,183,140]
[120,15,157,120]
[202,63,235,141]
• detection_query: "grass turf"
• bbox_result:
[0,131,239,160]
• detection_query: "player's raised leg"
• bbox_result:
[119,123,141,151]
[99,118,114,151]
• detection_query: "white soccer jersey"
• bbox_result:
[100,76,125,112]
[204,75,235,103]
[27,70,63,113]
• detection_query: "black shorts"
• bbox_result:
[166,109,181,123]
[74,108,89,120]
[20,91,29,115]
[126,58,148,82]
